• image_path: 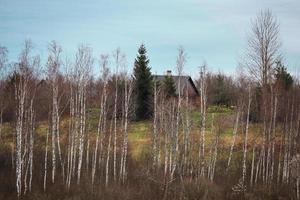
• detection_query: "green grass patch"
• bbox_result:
[207,105,234,113]
[128,121,151,161]
[128,121,150,141]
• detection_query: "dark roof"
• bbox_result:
[153,75,199,96]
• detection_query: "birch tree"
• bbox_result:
[152,76,158,168]
[65,45,93,187]
[199,63,207,177]
[112,48,121,182]
[170,46,186,179]
[120,64,133,182]
[242,9,281,187]
[227,108,241,171]
[91,54,109,184]
[14,40,39,197]
[244,9,281,86]
[182,80,192,176]
[75,45,93,184]
[46,41,63,183]
[242,85,251,190]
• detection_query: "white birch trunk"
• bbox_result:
[227,110,240,171]
[44,129,49,191]
[113,49,120,182]
[250,144,256,187]
[242,86,251,188]
[106,127,112,186]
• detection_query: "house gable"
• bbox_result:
[153,74,199,97]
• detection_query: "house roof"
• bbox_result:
[153,75,199,96]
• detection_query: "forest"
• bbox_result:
[0,10,300,200]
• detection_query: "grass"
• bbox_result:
[128,121,151,162]
[125,106,235,163]
[0,105,261,160]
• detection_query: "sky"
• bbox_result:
[0,0,299,78]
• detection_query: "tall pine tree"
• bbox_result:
[133,44,153,120]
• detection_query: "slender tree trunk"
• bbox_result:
[153,78,158,168]
[28,100,34,192]
[113,50,119,182]
[227,110,240,171]
[106,119,114,186]
[105,133,112,186]
[242,86,251,188]
[92,79,107,184]
[199,65,207,178]
[86,139,90,174]
[44,129,49,191]
[121,79,131,182]
[15,76,26,197]
[250,144,256,187]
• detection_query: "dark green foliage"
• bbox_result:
[275,61,293,91]
[133,44,153,120]
[163,75,176,97]
[249,86,262,122]
[206,72,236,107]
[274,61,294,122]
[213,74,231,105]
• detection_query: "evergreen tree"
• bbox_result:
[163,75,176,98]
[133,44,153,120]
[275,61,293,91]
[213,73,231,106]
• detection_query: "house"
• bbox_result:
[154,70,199,97]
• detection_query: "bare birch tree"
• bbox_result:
[112,48,121,182]
[170,46,186,179]
[91,54,109,184]
[120,62,133,183]
[242,86,252,189]
[152,75,159,169]
[14,40,40,197]
[46,41,63,183]
[243,9,281,86]
[75,45,93,184]
[64,45,93,187]
[227,109,241,171]
[199,62,207,177]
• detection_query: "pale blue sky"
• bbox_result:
[0,0,299,77]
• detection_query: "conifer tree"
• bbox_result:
[275,61,293,91]
[133,44,152,120]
